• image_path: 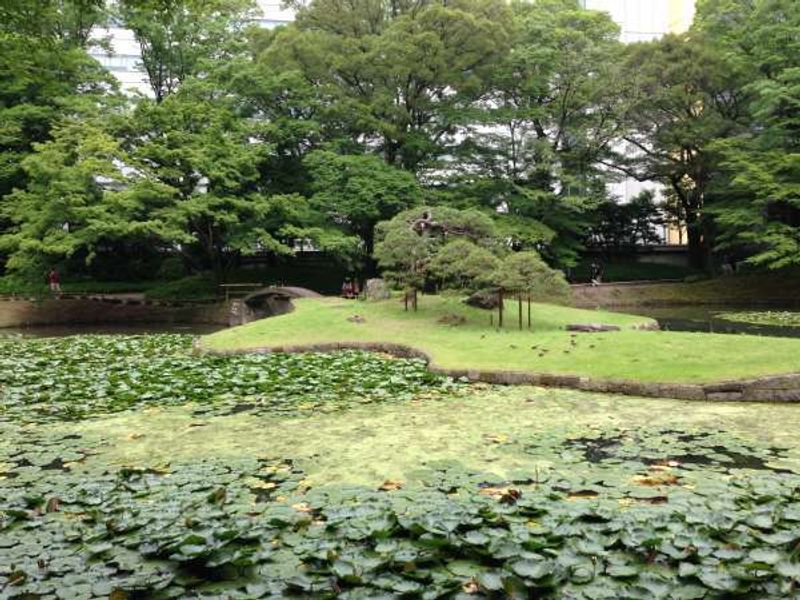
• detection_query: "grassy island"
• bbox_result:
[201,296,800,384]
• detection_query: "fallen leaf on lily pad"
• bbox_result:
[379,479,404,491]
[632,471,680,487]
[479,487,522,504]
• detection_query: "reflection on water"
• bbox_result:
[1,323,225,337]
[610,305,800,338]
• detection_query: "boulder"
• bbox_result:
[465,290,500,310]
[365,278,391,301]
[566,323,621,333]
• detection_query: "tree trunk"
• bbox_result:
[404,291,408,311]
[518,293,523,330]
[210,246,226,285]
[413,288,418,311]
[498,289,504,328]
[686,218,708,271]
[361,225,378,277]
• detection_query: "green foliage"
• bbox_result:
[0,3,113,201]
[143,274,218,299]
[6,0,800,289]
[116,0,257,101]
[589,190,664,250]
[428,240,499,291]
[717,311,800,328]
[0,119,134,276]
[617,32,747,269]
[570,260,700,283]
[374,206,497,290]
[0,0,107,46]
[306,150,421,253]
[0,276,161,296]
[491,251,571,303]
[0,334,456,424]
[119,84,358,280]
[448,0,625,266]
[698,0,800,269]
[264,0,513,171]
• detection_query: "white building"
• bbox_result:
[582,0,695,43]
[90,0,295,95]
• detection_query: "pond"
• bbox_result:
[2,322,225,337]
[612,304,800,338]
[2,334,800,598]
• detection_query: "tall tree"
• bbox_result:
[116,81,357,281]
[0,0,113,266]
[0,117,151,277]
[263,0,513,171]
[442,0,625,267]
[305,150,421,257]
[615,33,748,269]
[117,0,256,102]
[0,0,107,46]
[697,0,800,268]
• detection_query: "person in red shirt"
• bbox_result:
[47,269,61,294]
[341,278,354,299]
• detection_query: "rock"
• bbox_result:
[438,314,466,326]
[365,278,391,301]
[465,290,500,310]
[565,323,621,333]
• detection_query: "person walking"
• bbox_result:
[47,268,62,296]
[589,261,603,286]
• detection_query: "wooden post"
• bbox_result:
[518,293,523,330]
[527,292,531,329]
[498,288,504,328]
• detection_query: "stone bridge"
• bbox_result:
[228,286,322,326]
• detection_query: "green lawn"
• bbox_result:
[201,295,800,383]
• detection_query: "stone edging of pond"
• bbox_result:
[197,340,800,403]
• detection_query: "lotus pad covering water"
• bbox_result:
[717,311,800,328]
[2,334,800,598]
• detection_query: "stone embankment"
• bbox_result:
[0,295,229,328]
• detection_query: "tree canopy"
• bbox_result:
[2,0,799,285]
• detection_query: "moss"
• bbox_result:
[62,385,800,487]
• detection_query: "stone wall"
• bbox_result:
[0,297,230,328]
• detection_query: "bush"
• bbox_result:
[0,276,159,296]
[572,260,700,283]
[157,256,188,281]
[144,275,217,300]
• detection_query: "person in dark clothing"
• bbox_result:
[589,261,603,286]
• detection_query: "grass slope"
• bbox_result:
[573,270,800,307]
[201,296,800,383]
